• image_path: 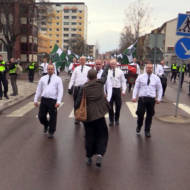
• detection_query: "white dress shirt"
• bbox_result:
[68,65,91,89]
[97,69,113,102]
[108,68,127,94]
[34,74,63,104]
[40,62,48,74]
[155,64,164,77]
[132,73,163,101]
[130,62,141,75]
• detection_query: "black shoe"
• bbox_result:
[145,132,151,138]
[96,155,102,167]
[86,157,92,166]
[43,126,48,134]
[136,127,141,135]
[4,95,9,99]
[109,122,114,127]
[48,133,54,139]
[115,121,119,126]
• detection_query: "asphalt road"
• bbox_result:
[0,78,190,190]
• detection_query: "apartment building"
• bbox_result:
[38,2,88,53]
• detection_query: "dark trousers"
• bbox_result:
[180,73,185,87]
[28,70,35,82]
[84,117,108,158]
[136,97,155,132]
[0,72,8,97]
[73,86,81,111]
[38,97,57,134]
[109,88,122,122]
[10,74,18,95]
[171,71,177,82]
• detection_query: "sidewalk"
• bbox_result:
[0,79,37,113]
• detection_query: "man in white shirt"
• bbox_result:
[68,56,90,125]
[156,60,167,96]
[108,59,126,126]
[34,64,63,138]
[132,62,162,137]
[40,57,48,76]
[68,58,78,77]
[95,59,112,102]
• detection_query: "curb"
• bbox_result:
[0,92,35,114]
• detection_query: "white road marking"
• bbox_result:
[126,102,137,118]
[7,102,35,117]
[173,103,190,115]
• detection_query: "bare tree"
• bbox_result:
[0,0,51,60]
[119,26,135,53]
[68,36,87,56]
[124,0,151,39]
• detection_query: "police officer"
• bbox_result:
[178,64,186,88]
[68,56,90,125]
[108,59,126,126]
[132,62,162,137]
[28,61,36,82]
[0,55,9,100]
[170,63,178,83]
[8,58,18,96]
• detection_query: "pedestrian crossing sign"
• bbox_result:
[176,13,190,36]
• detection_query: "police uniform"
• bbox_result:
[108,67,126,126]
[178,64,186,88]
[0,60,8,99]
[9,61,18,96]
[34,74,63,136]
[28,62,36,82]
[170,63,178,82]
[133,73,162,137]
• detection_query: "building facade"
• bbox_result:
[38,2,88,53]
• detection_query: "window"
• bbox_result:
[79,10,82,13]
[56,10,60,13]
[79,16,82,19]
[78,28,82,31]
[72,16,77,19]
[63,22,69,25]
[64,46,68,49]
[56,28,59,31]
[49,34,52,37]
[56,4,60,6]
[64,40,69,43]
[71,28,77,31]
[50,46,52,48]
[64,9,69,13]
[79,23,82,25]
[56,22,59,25]
[64,34,69,37]
[56,40,59,43]
[72,10,77,13]
[41,27,47,31]
[56,34,59,37]
[0,43,6,52]
[64,16,69,19]
[49,28,52,31]
[64,28,69,31]
[56,16,59,19]
[71,34,76,37]
[71,22,76,25]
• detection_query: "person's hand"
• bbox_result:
[55,103,60,108]
[68,89,72,95]
[132,98,137,103]
[34,102,38,107]
[121,92,125,96]
[156,99,160,104]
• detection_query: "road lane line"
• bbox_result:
[7,102,35,117]
[173,103,190,115]
[126,102,137,118]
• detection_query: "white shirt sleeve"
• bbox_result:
[105,77,112,102]
[137,64,141,75]
[68,69,76,89]
[34,79,43,103]
[132,75,140,99]
[121,71,127,94]
[57,78,64,104]
[156,78,163,101]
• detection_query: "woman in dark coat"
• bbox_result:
[75,64,110,167]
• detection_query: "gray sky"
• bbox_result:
[50,0,190,53]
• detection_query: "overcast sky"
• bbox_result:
[50,0,190,53]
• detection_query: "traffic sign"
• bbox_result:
[175,38,190,60]
[176,14,190,36]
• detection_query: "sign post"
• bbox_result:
[174,13,190,117]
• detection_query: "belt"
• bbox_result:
[139,96,155,100]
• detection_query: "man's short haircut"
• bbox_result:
[87,69,97,80]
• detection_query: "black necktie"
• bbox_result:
[81,65,83,73]
[147,74,150,85]
[48,75,51,85]
[113,69,115,77]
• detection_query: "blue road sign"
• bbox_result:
[176,14,190,36]
[175,38,190,60]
